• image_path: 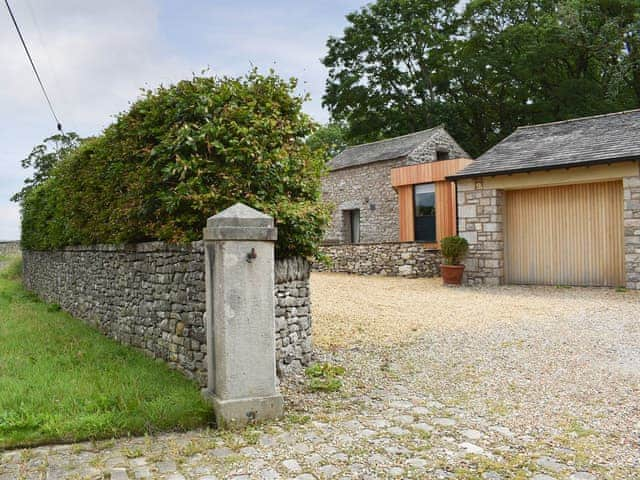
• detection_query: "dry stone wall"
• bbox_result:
[0,241,20,256]
[22,242,312,387]
[315,242,441,277]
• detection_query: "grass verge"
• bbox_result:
[0,257,212,449]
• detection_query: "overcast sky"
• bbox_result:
[1,0,466,241]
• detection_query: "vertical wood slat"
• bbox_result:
[435,181,457,242]
[398,185,415,242]
[505,181,625,287]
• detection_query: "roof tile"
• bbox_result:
[452,110,640,178]
[329,126,443,171]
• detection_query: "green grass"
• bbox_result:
[305,362,345,392]
[0,255,22,281]
[0,258,213,449]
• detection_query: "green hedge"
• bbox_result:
[20,71,330,258]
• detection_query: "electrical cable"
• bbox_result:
[4,0,64,133]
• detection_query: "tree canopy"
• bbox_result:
[11,132,82,203]
[323,0,640,156]
[18,71,329,259]
[306,122,350,161]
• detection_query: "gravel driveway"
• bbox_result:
[2,273,639,479]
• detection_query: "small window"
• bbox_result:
[436,150,449,161]
[414,184,436,242]
[343,209,360,244]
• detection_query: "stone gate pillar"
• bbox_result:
[203,203,284,427]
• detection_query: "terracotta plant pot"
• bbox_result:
[440,264,465,285]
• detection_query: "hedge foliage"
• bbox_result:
[20,71,330,258]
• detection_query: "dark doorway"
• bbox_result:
[344,209,360,243]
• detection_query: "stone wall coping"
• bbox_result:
[321,241,440,251]
[23,241,310,281]
[25,241,204,254]
[275,257,311,283]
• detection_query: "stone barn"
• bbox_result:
[322,126,469,245]
[318,126,472,277]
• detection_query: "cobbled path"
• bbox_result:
[2,275,639,479]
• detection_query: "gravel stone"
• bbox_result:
[411,406,431,415]
[491,426,514,437]
[368,454,388,465]
[413,422,434,432]
[109,469,129,480]
[459,442,485,455]
[433,418,457,427]
[482,472,502,480]
[331,453,349,463]
[259,468,280,479]
[240,447,259,457]
[569,473,597,480]
[306,453,323,465]
[406,458,427,468]
[434,469,455,478]
[387,426,410,436]
[210,447,234,458]
[461,429,483,440]
[536,456,567,472]
[392,415,414,425]
[387,467,404,477]
[282,459,302,473]
[166,474,186,480]
[317,465,340,478]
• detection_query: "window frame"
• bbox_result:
[413,183,436,243]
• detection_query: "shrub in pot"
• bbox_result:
[440,235,469,285]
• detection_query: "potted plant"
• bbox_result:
[440,235,469,285]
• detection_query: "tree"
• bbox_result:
[306,122,349,161]
[556,0,640,105]
[323,0,640,157]
[19,71,330,259]
[11,132,82,203]
[323,0,460,145]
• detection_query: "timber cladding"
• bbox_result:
[504,181,625,287]
[392,158,472,244]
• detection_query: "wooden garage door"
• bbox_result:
[505,181,625,286]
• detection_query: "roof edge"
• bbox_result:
[329,154,408,172]
[517,109,640,131]
[330,125,445,161]
[447,156,640,181]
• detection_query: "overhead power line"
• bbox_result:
[4,0,64,133]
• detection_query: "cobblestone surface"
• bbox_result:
[2,274,639,479]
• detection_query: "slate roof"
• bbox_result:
[329,126,443,171]
[451,110,640,179]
